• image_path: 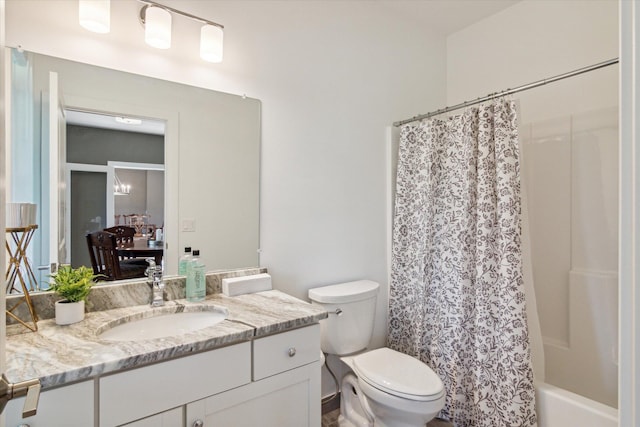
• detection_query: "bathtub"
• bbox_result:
[536,382,618,427]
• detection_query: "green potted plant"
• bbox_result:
[49,265,98,325]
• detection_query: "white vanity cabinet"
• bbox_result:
[186,324,321,427]
[6,324,321,427]
[5,380,94,427]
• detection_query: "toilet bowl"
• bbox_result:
[309,281,446,427]
[340,348,445,427]
[339,373,374,427]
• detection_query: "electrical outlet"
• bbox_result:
[182,219,196,232]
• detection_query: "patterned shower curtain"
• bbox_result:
[388,99,537,427]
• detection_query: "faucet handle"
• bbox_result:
[146,258,161,279]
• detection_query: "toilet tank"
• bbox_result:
[308,280,379,356]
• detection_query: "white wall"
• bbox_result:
[446,0,618,407]
[447,0,618,119]
[618,2,640,423]
[0,0,8,384]
[5,0,447,353]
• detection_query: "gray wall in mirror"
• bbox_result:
[70,170,106,269]
[67,125,164,165]
[10,49,260,287]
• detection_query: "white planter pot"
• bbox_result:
[55,300,85,325]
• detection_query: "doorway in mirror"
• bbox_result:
[65,111,165,272]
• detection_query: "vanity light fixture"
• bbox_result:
[78,0,111,34]
[138,0,224,62]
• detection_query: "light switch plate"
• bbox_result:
[182,218,196,232]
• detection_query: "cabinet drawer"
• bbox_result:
[253,324,320,380]
[100,342,251,427]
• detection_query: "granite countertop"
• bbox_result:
[6,290,327,389]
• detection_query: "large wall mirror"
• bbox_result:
[8,49,261,292]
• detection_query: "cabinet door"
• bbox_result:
[121,406,183,427]
[5,380,94,427]
[186,362,321,427]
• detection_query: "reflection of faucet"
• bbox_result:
[146,258,164,307]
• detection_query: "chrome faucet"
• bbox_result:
[146,258,165,307]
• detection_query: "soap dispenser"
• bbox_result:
[178,246,192,275]
[186,250,206,302]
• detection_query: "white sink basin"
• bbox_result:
[98,308,228,341]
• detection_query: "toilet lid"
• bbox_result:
[353,348,444,401]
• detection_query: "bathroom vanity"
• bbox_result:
[4,288,326,427]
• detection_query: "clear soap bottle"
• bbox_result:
[178,247,192,276]
[186,249,206,302]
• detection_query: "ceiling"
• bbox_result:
[378,0,520,36]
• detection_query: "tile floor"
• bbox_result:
[321,409,453,427]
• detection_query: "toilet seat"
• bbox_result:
[352,348,444,402]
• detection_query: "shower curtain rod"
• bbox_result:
[393,57,619,127]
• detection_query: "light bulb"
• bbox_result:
[79,0,110,34]
[145,6,172,49]
[200,24,223,63]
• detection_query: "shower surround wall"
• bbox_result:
[521,108,618,406]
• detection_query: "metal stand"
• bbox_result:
[5,225,39,332]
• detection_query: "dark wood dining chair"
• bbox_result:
[103,225,148,265]
[104,225,136,246]
[86,231,148,281]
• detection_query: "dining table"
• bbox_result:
[117,238,164,266]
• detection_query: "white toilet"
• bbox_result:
[308,280,446,427]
